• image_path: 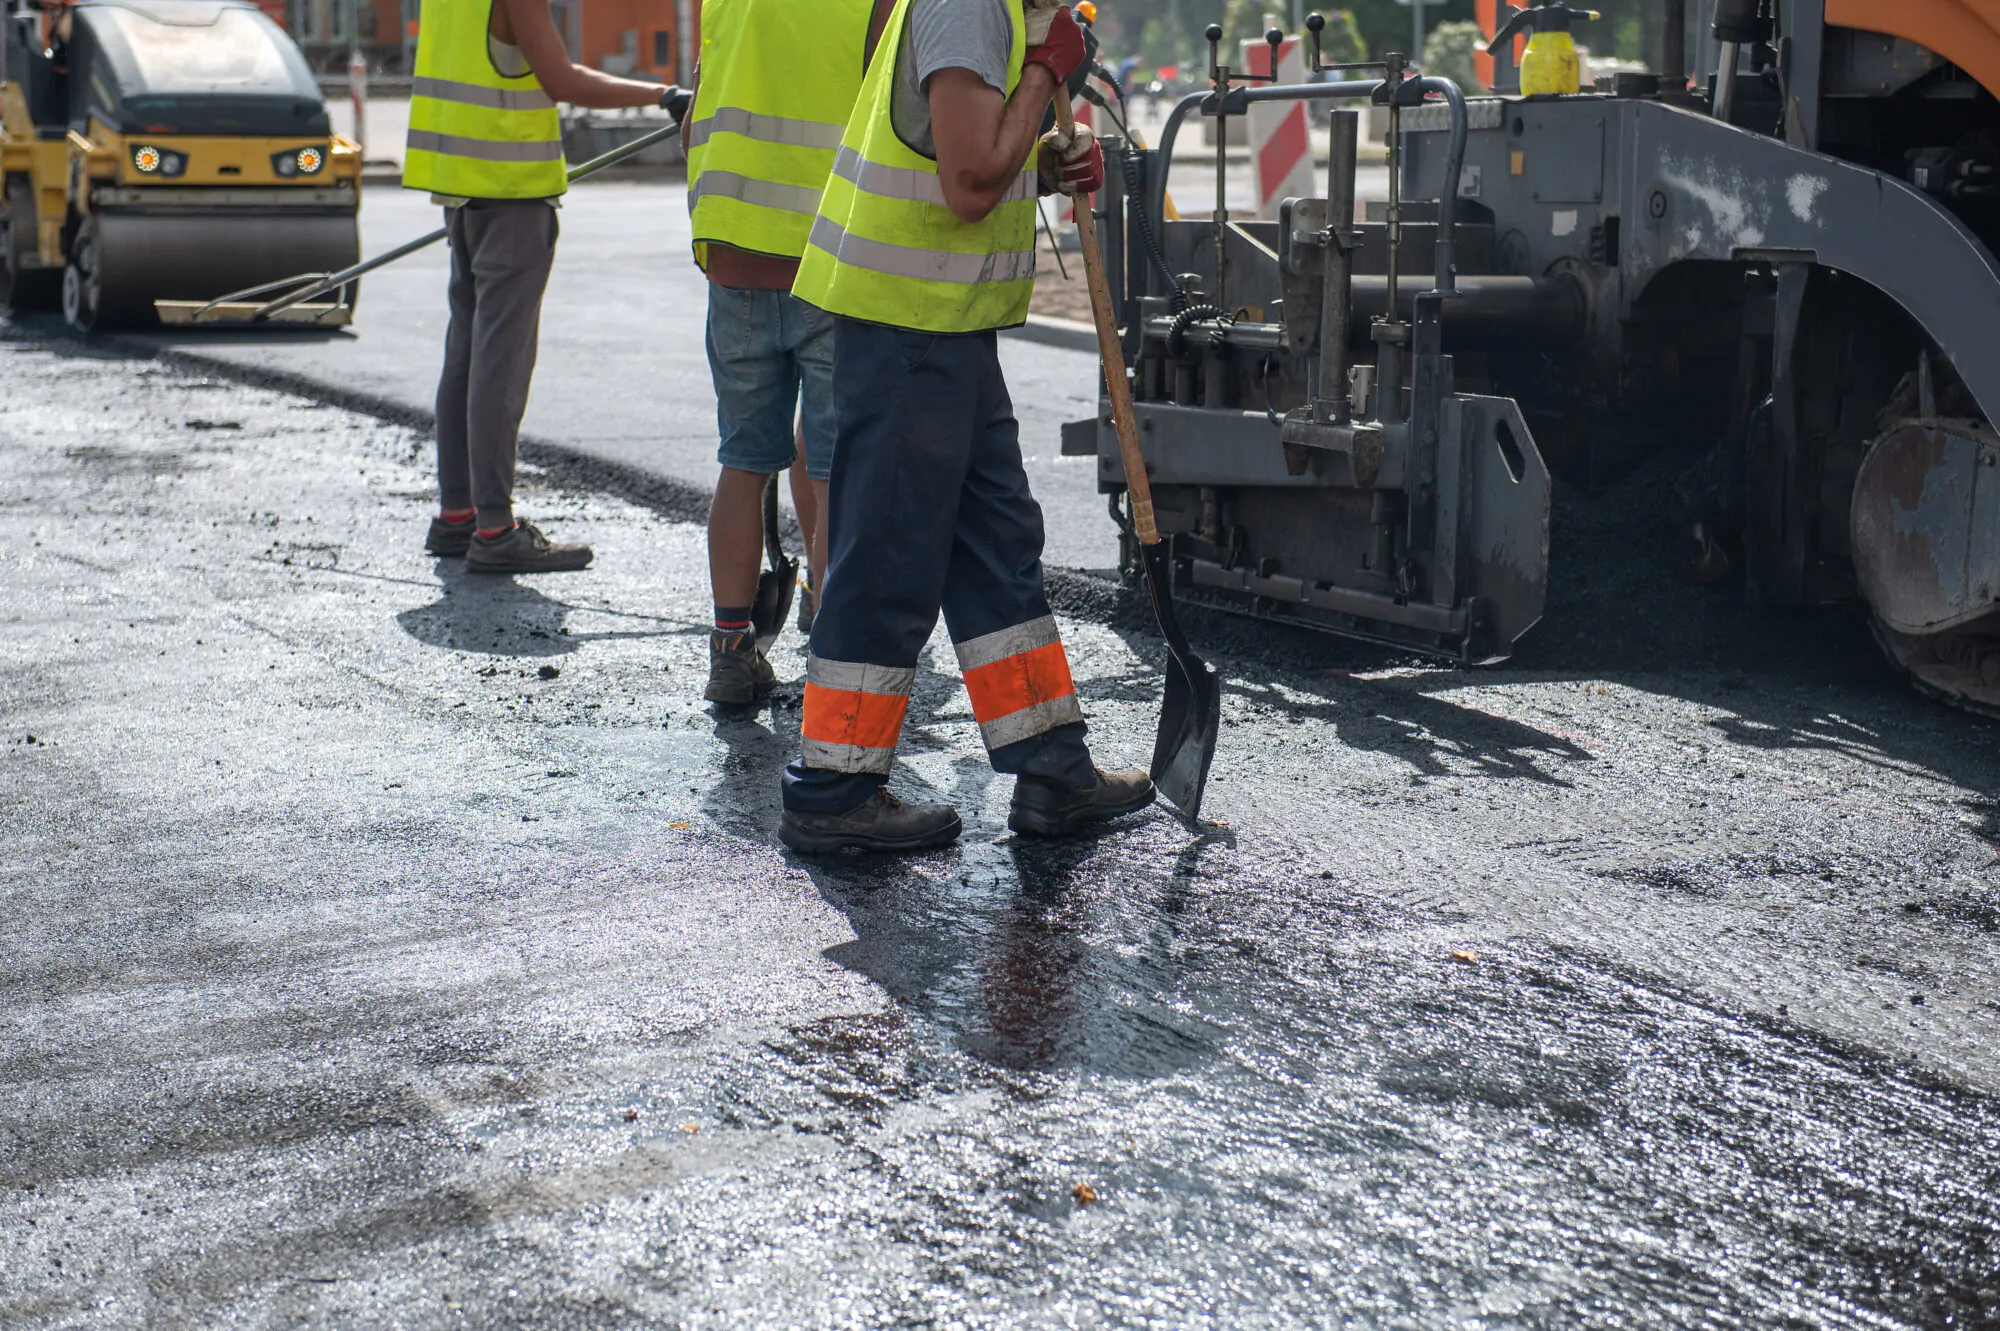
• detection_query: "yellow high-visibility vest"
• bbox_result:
[792,0,1038,332]
[687,0,876,269]
[404,0,567,200]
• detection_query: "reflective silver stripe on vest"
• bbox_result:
[405,130,563,163]
[953,615,1063,671]
[412,76,555,112]
[687,107,847,152]
[807,214,1035,287]
[687,170,826,217]
[830,146,1037,209]
[978,695,1085,751]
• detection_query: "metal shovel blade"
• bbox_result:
[1141,542,1220,820]
[749,475,798,642]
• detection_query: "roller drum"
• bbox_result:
[76,209,359,329]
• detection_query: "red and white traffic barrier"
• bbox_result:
[1241,34,1310,220]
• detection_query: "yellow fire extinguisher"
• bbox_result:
[1487,3,1601,96]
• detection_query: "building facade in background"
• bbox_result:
[276,0,695,83]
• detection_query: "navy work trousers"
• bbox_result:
[782,319,1095,815]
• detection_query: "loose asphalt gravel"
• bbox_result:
[3,289,1999,1326]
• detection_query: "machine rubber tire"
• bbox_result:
[62,210,356,331]
[62,218,104,332]
[0,179,59,314]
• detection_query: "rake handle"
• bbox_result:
[252,105,692,321]
[1054,95,1160,547]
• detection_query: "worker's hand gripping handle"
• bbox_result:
[1054,94,1160,547]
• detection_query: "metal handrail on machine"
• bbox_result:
[1141,75,1470,301]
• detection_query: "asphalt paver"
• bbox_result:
[3,329,1999,1327]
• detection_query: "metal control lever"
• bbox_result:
[1303,12,1389,76]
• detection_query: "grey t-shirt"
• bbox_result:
[890,0,1013,159]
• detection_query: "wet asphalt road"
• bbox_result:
[4,325,2000,1328]
[115,182,1123,574]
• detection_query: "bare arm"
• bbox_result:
[867,0,897,58]
[494,0,664,109]
[680,61,697,155]
[928,64,1057,225]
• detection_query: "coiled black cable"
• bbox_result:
[1075,75,1187,313]
[1120,147,1187,312]
[1165,303,1231,358]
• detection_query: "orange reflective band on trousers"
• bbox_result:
[953,616,1085,751]
[801,656,915,774]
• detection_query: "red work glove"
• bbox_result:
[1023,5,1087,87]
[1041,128,1103,196]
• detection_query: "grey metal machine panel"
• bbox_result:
[1622,101,2000,426]
[1523,111,1605,203]
[1406,96,2000,431]
[1404,98,1611,280]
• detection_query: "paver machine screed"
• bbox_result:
[1067,1,2000,715]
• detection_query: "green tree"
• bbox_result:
[1223,0,1276,43]
[1139,15,1188,67]
[1315,9,1367,66]
[1344,0,1475,61]
[1422,19,1484,91]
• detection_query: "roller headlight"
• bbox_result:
[274,146,326,177]
[130,145,186,177]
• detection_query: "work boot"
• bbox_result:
[1008,767,1156,838]
[703,627,777,705]
[465,519,593,574]
[425,514,475,556]
[779,789,963,855]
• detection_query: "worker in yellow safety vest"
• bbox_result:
[681,0,894,706]
[777,0,1156,855]
[405,0,682,573]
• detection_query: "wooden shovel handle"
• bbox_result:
[1053,95,1160,546]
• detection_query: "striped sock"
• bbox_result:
[715,605,753,633]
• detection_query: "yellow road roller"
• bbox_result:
[0,0,360,330]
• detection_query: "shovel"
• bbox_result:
[1054,95,1221,819]
[159,90,694,327]
[749,472,799,643]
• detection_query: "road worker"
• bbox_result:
[408,0,683,572]
[778,0,1155,855]
[682,0,892,705]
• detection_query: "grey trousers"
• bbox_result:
[435,201,558,530]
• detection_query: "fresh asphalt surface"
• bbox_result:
[117,182,1124,574]
[5,190,2000,1324]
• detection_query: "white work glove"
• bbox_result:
[1024,0,1065,46]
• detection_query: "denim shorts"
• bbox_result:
[705,284,836,481]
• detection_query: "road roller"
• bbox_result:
[0,0,359,330]
[1069,2,2000,715]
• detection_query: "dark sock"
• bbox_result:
[715,604,753,633]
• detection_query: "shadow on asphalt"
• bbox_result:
[396,562,579,658]
[1070,439,2000,806]
[396,560,705,657]
[139,324,356,348]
